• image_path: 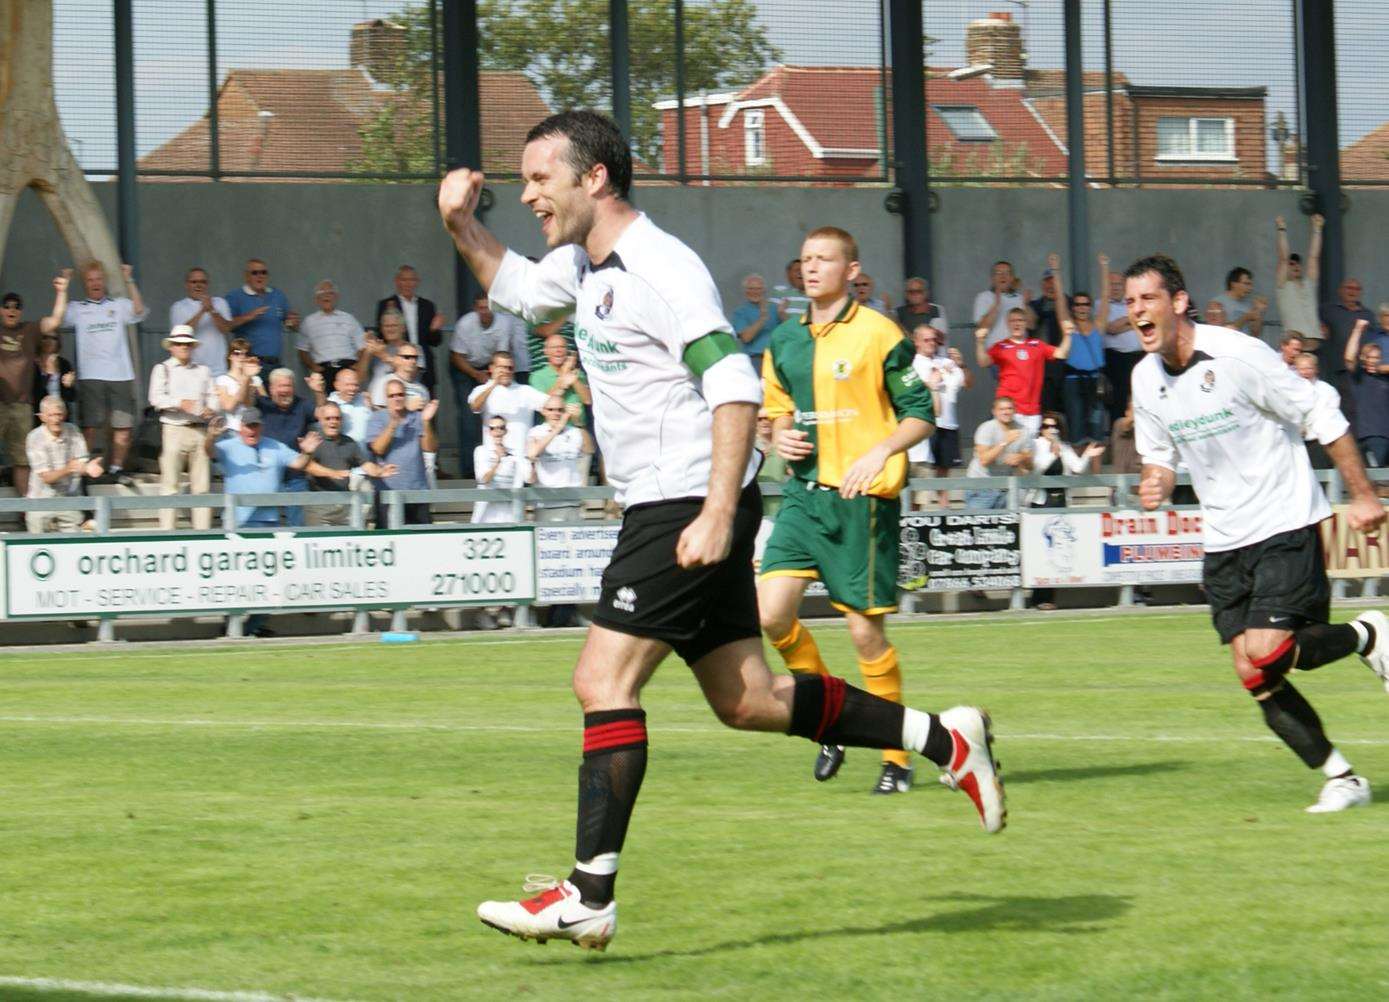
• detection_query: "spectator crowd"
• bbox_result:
[2,208,1384,559]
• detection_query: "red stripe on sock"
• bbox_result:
[583,720,648,754]
[815,676,846,742]
[1250,635,1295,670]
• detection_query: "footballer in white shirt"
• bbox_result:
[439,110,1004,952]
[1126,253,1389,815]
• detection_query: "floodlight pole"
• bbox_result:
[610,0,632,142]
[1297,0,1344,301]
[443,0,483,315]
[887,0,932,284]
[1063,0,1089,278]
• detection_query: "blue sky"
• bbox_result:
[50,0,1389,174]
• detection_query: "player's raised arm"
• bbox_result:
[438,169,508,292]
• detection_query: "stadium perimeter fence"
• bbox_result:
[1,470,1385,644]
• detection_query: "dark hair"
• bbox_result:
[1070,290,1092,303]
[1124,254,1188,298]
[786,258,801,270]
[526,110,631,201]
[1,292,20,308]
[1041,410,1067,437]
[1225,266,1252,290]
[185,266,207,279]
[1289,253,1302,264]
[992,260,1014,272]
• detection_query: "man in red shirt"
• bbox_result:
[975,253,1074,436]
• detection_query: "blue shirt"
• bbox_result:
[1065,327,1106,373]
[730,301,778,357]
[256,394,315,484]
[225,287,292,359]
[212,435,301,527]
[365,410,429,490]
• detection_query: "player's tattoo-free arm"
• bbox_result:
[676,401,757,568]
[1324,433,1387,532]
[437,168,507,292]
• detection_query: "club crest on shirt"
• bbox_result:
[595,287,614,320]
[1200,369,1216,393]
[832,358,852,380]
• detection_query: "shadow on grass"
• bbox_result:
[536,891,1133,964]
[1000,759,1189,785]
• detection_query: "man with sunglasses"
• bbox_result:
[850,272,890,314]
[366,378,437,526]
[169,267,232,376]
[306,401,395,527]
[467,350,554,458]
[225,259,298,369]
[368,340,430,409]
[1,274,68,496]
[895,276,948,336]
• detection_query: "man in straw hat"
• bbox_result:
[149,324,217,529]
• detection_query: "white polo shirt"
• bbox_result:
[528,424,586,489]
[299,309,366,364]
[469,380,548,456]
[488,212,761,508]
[1133,324,1349,552]
[973,289,1028,349]
[64,297,147,381]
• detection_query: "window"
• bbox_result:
[933,106,997,142]
[744,109,766,166]
[1156,117,1235,161]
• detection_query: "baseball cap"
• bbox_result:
[238,406,263,425]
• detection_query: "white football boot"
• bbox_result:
[477,876,615,950]
[1353,610,1389,692]
[938,706,1007,833]
[1305,775,1372,814]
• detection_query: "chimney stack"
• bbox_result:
[965,12,1026,83]
[350,19,407,83]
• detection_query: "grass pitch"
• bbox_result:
[1,610,1387,1001]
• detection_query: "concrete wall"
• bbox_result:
[4,181,1386,450]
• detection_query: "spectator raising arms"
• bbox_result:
[1,276,67,496]
[64,260,147,485]
[255,368,317,526]
[450,292,528,478]
[1275,214,1323,351]
[1099,253,1142,423]
[468,350,556,457]
[972,260,1036,349]
[305,401,394,527]
[1061,288,1107,445]
[1345,319,1389,467]
[527,399,594,523]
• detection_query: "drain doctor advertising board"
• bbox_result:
[1021,509,1204,587]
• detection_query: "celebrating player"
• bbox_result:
[758,226,936,794]
[438,111,1005,951]
[1127,253,1389,813]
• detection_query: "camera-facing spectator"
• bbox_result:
[468,351,556,457]
[895,276,947,336]
[973,260,1036,349]
[908,323,967,508]
[1294,351,1341,470]
[1212,266,1267,337]
[450,293,528,478]
[1275,214,1323,352]
[214,338,262,431]
[312,365,373,443]
[298,280,367,386]
[851,272,890,314]
[148,326,217,530]
[64,260,146,486]
[1280,332,1305,367]
[1029,413,1105,609]
[2,278,66,496]
[368,335,429,408]
[25,395,101,532]
[367,378,436,526]
[255,367,317,525]
[730,273,778,373]
[376,264,443,395]
[1321,277,1375,379]
[225,258,297,368]
[770,257,811,321]
[169,266,232,375]
[1061,289,1106,445]
[305,401,394,526]
[1345,319,1389,466]
[976,253,1072,437]
[529,332,591,427]
[473,414,524,526]
[527,399,594,523]
[964,396,1033,509]
[33,331,77,419]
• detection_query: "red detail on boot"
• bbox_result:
[520,885,569,915]
[957,771,985,821]
[948,729,969,773]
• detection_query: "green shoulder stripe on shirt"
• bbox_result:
[683,332,742,378]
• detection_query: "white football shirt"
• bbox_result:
[64,297,148,381]
[1132,324,1349,552]
[488,212,761,508]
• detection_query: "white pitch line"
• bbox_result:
[1,714,1389,747]
[0,974,348,1002]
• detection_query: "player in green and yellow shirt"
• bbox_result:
[758,225,935,795]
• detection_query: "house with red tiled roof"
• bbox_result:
[139,20,550,179]
[1338,122,1389,182]
[655,11,1270,184]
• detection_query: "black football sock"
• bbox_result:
[786,674,909,750]
[1257,682,1333,769]
[568,709,647,908]
[1292,623,1363,669]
